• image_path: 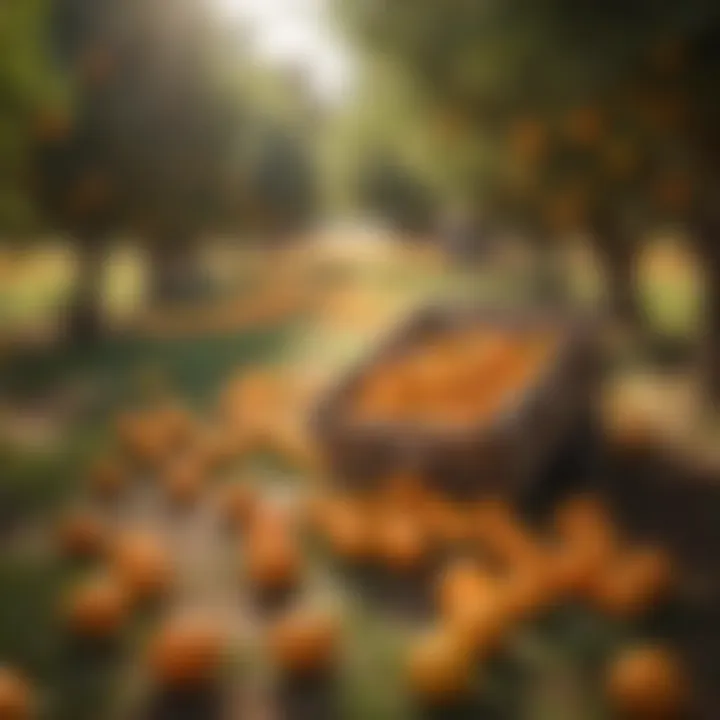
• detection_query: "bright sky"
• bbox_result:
[214,0,354,105]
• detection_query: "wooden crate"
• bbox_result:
[313,303,601,500]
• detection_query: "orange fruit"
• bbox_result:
[381,474,427,512]
[65,573,129,639]
[112,532,174,603]
[591,547,674,618]
[115,411,167,466]
[436,559,499,620]
[149,613,226,688]
[375,513,428,571]
[320,498,373,562]
[444,592,510,656]
[153,404,196,449]
[219,483,258,530]
[244,531,302,592]
[57,509,107,559]
[0,667,32,720]
[544,539,606,598]
[606,644,688,718]
[162,457,205,506]
[406,629,472,702]
[267,606,339,675]
[554,494,618,557]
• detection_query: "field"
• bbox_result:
[0,232,711,720]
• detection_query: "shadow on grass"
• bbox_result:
[1,320,305,410]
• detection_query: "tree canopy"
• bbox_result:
[336,0,720,236]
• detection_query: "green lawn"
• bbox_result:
[0,238,706,720]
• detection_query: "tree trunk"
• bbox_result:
[704,253,720,405]
[148,233,208,306]
[522,223,569,307]
[591,214,642,326]
[694,210,720,407]
[603,243,641,325]
[533,241,569,307]
[65,236,105,345]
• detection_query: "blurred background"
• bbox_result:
[0,1,719,719]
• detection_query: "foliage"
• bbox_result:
[357,150,436,235]
[30,0,243,243]
[336,1,720,236]
[0,0,66,236]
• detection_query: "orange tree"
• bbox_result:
[32,0,242,340]
[338,0,720,397]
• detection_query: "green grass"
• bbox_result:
[0,241,707,720]
[2,318,303,408]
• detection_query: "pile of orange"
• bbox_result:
[9,353,690,718]
[351,328,557,427]
[310,479,685,714]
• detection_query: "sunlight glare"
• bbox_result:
[212,0,353,103]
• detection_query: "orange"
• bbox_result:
[112,532,174,603]
[220,483,258,530]
[267,606,339,675]
[65,573,129,639]
[591,547,674,618]
[0,667,32,720]
[149,613,226,688]
[244,531,302,592]
[57,510,107,559]
[606,644,688,718]
[406,629,472,702]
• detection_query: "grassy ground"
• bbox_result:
[0,234,709,719]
